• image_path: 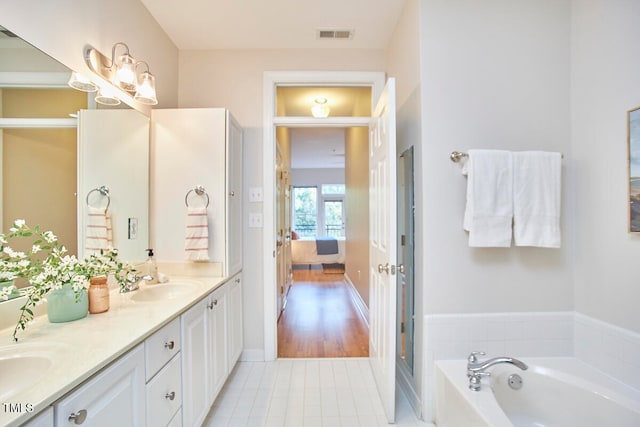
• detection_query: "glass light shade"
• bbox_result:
[67,71,98,92]
[311,104,330,118]
[94,86,121,106]
[116,53,136,91]
[134,71,158,105]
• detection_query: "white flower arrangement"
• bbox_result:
[0,220,137,342]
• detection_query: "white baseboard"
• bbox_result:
[240,348,265,362]
[343,273,369,327]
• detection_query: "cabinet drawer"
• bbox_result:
[145,317,181,381]
[146,353,182,427]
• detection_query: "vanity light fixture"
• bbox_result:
[67,71,98,92]
[311,97,330,118]
[81,42,159,106]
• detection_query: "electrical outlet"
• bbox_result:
[249,187,263,202]
[249,213,263,228]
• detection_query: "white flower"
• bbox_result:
[42,231,57,243]
[14,219,26,228]
[31,245,41,254]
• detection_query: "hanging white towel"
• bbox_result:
[513,151,562,248]
[184,206,210,261]
[463,149,513,247]
[85,206,110,255]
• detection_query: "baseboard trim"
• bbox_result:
[397,362,423,420]
[343,273,369,328]
[240,349,265,362]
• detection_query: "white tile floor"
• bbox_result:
[203,358,434,427]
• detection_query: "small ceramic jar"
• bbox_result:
[88,276,110,314]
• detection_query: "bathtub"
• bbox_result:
[434,358,640,427]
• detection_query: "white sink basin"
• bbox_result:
[0,345,55,401]
[131,282,199,302]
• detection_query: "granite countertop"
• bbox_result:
[0,273,228,427]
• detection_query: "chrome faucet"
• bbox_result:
[466,351,528,391]
[120,274,153,293]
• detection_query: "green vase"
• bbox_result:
[47,283,88,323]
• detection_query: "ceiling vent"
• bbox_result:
[317,29,354,40]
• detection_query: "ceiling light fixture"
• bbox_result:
[78,42,158,106]
[311,97,330,118]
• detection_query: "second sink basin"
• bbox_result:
[0,344,56,402]
[131,282,200,302]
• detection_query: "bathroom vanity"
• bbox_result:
[0,271,243,427]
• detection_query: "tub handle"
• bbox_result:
[467,351,486,365]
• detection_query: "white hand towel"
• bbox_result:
[184,206,210,261]
[85,206,110,255]
[513,151,562,248]
[463,149,513,247]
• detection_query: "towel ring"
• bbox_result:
[86,186,111,213]
[185,185,210,208]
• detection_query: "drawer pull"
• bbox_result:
[164,340,175,350]
[208,300,218,309]
[68,409,87,424]
[165,391,176,401]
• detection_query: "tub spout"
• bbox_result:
[466,352,528,391]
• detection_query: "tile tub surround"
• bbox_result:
[424,311,640,421]
[574,313,640,390]
[0,274,228,427]
[423,312,574,421]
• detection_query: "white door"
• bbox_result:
[369,78,397,423]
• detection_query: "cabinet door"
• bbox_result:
[227,274,243,370]
[22,407,52,427]
[55,344,145,426]
[226,112,243,276]
[181,298,210,427]
[208,286,228,401]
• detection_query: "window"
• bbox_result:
[293,185,345,237]
[293,186,317,237]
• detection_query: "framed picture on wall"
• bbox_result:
[629,106,640,233]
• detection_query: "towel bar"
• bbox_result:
[450,150,563,162]
[185,185,210,208]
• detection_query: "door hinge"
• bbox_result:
[401,322,405,333]
[401,235,406,246]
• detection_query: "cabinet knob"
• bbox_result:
[164,340,175,350]
[208,300,218,309]
[68,409,88,424]
[229,191,235,197]
[165,391,176,401]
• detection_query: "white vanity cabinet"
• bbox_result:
[181,276,243,427]
[151,108,243,276]
[227,273,243,368]
[181,285,227,427]
[54,344,146,426]
[22,407,53,427]
[144,318,182,427]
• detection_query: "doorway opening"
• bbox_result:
[275,124,369,358]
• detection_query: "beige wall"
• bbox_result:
[3,128,77,254]
[572,0,640,333]
[179,48,386,354]
[345,126,370,304]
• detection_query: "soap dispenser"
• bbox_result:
[144,249,159,284]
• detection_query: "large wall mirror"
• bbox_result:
[0,26,150,292]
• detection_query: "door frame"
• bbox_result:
[263,71,385,360]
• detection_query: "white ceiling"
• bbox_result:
[290,128,346,169]
[140,0,406,50]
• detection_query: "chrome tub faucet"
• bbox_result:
[466,351,528,391]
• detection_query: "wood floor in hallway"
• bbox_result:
[277,269,369,358]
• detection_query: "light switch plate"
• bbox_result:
[249,187,263,202]
[248,213,263,228]
[128,218,138,239]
